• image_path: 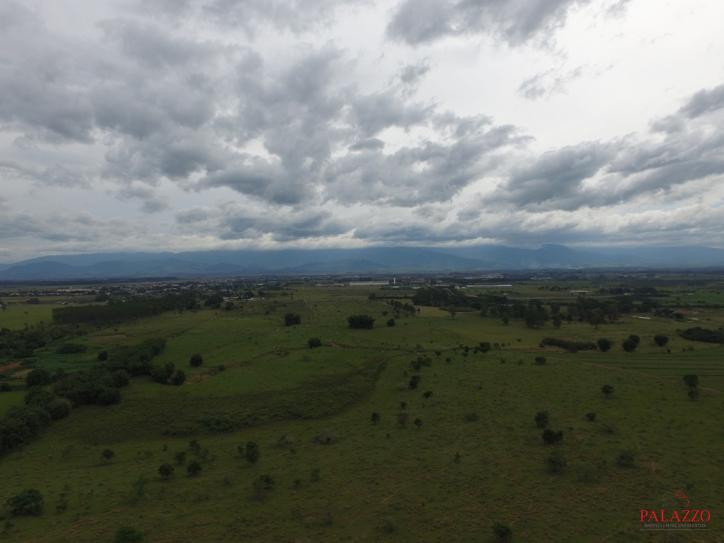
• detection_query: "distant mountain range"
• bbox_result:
[2,244,724,280]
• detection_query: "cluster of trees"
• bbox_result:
[539,338,598,352]
[52,293,198,325]
[0,323,67,359]
[679,327,724,343]
[348,315,375,329]
[622,334,640,352]
[683,374,700,400]
[0,383,74,456]
[151,363,186,386]
[386,300,417,318]
[284,313,301,326]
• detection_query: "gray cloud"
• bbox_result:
[388,0,596,47]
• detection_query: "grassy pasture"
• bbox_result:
[0,284,722,542]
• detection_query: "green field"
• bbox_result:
[0,284,722,542]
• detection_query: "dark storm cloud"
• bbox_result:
[387,0,599,47]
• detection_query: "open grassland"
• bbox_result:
[0,284,722,542]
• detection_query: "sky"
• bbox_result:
[1,0,724,262]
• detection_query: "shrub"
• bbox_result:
[622,337,638,352]
[534,410,549,428]
[348,314,375,329]
[654,334,669,347]
[492,522,513,542]
[102,449,115,462]
[534,356,546,366]
[158,463,174,480]
[244,441,260,464]
[616,449,636,468]
[422,390,433,399]
[463,413,479,422]
[169,370,186,386]
[596,338,612,352]
[25,368,51,388]
[187,461,202,477]
[97,350,108,361]
[413,418,423,429]
[189,353,203,367]
[6,489,44,516]
[55,343,87,355]
[539,337,597,352]
[682,374,699,388]
[585,412,596,422]
[386,318,396,327]
[284,313,301,326]
[97,387,121,405]
[307,337,322,348]
[371,412,380,424]
[546,450,567,474]
[46,398,72,420]
[688,388,700,401]
[251,474,275,500]
[115,527,144,543]
[542,429,563,445]
[408,375,420,390]
[601,384,614,398]
[679,327,724,343]
[111,370,130,388]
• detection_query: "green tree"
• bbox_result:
[189,353,203,367]
[6,489,44,516]
[158,463,174,480]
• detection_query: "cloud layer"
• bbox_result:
[1,0,724,261]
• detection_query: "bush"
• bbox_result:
[307,337,322,348]
[585,412,596,422]
[539,337,597,352]
[688,388,700,400]
[187,461,202,477]
[97,350,108,361]
[534,410,549,428]
[408,375,420,390]
[542,429,563,445]
[159,463,174,480]
[6,489,44,516]
[492,522,513,542]
[546,450,567,474]
[25,368,51,388]
[682,374,699,388]
[46,398,72,420]
[102,449,115,462]
[596,338,612,352]
[252,474,275,500]
[189,353,203,367]
[115,527,144,543]
[622,337,638,352]
[616,449,636,468]
[348,314,375,329]
[386,318,396,327]
[55,343,87,355]
[534,356,546,365]
[111,370,130,388]
[371,412,380,424]
[169,370,186,386]
[654,334,669,347]
[97,387,121,405]
[244,441,260,464]
[679,327,724,343]
[284,313,301,326]
[601,384,614,398]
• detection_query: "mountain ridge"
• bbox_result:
[2,244,724,280]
